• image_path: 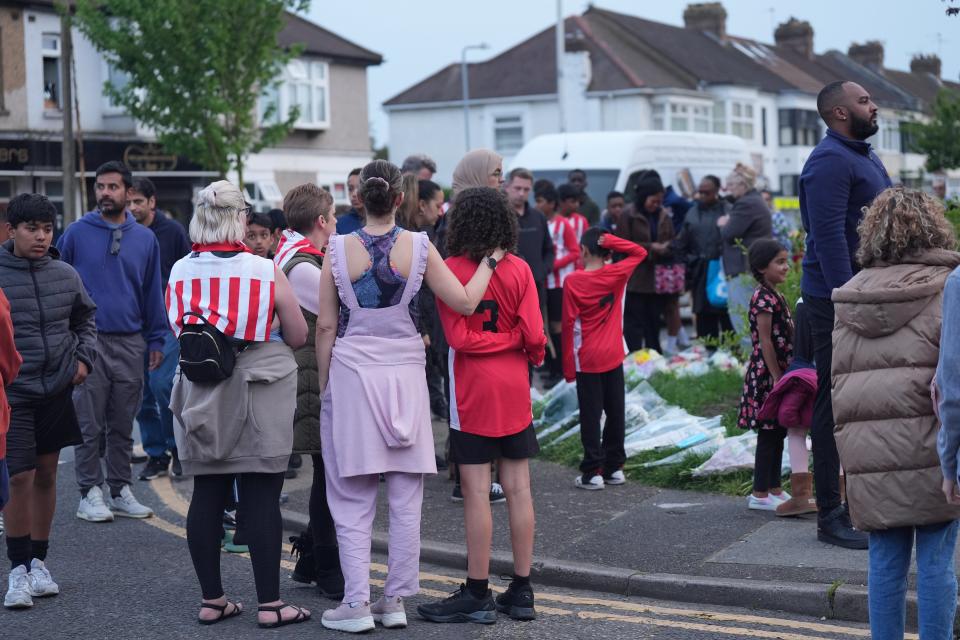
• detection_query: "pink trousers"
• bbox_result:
[324,466,424,604]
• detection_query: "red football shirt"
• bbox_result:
[438,254,546,437]
[561,236,648,381]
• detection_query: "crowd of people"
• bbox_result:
[0,76,957,638]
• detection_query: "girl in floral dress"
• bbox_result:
[738,239,794,511]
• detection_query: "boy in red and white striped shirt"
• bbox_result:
[536,184,579,385]
[557,183,589,242]
[562,229,647,490]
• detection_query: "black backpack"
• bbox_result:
[177,312,244,383]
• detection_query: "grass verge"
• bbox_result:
[539,368,756,496]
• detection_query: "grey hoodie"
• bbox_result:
[0,240,97,402]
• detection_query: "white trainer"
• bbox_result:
[76,486,115,522]
[371,595,407,628]
[747,494,780,511]
[575,473,605,491]
[106,485,154,519]
[4,565,33,609]
[322,601,375,633]
[771,490,791,504]
[604,470,627,485]
[27,559,59,597]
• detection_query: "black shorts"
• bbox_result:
[547,288,563,324]
[449,423,540,465]
[6,387,82,477]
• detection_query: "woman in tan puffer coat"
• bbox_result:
[832,186,960,639]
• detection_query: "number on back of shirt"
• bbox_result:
[476,300,499,332]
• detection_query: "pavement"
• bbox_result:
[153,418,940,633]
[0,451,882,639]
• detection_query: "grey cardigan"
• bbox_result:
[0,241,97,402]
[171,340,297,475]
[721,190,773,277]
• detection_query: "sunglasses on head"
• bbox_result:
[110,227,123,255]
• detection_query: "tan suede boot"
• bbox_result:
[776,472,818,517]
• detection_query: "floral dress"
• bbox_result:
[737,284,794,430]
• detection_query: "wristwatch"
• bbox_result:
[486,256,499,271]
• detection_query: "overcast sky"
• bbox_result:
[307,0,960,148]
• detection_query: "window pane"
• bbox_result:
[43,58,60,108]
[0,180,13,199]
[745,104,754,118]
[670,117,688,131]
[653,115,664,130]
[694,118,710,132]
[494,116,524,154]
[743,124,754,139]
[316,87,326,122]
[44,180,63,198]
[732,102,742,117]
[42,35,59,53]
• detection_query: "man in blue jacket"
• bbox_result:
[57,161,167,523]
[127,177,190,481]
[799,81,891,550]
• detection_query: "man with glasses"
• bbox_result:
[128,177,190,482]
[56,161,166,522]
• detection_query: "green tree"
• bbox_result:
[905,88,960,172]
[72,0,309,185]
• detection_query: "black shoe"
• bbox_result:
[222,509,237,530]
[138,457,169,481]
[489,482,506,504]
[817,504,869,550]
[417,585,497,624]
[495,580,536,621]
[315,568,345,600]
[289,532,316,584]
[451,484,463,503]
[170,449,183,478]
[289,453,303,469]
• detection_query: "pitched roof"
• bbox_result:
[278,13,381,66]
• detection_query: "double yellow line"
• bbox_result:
[145,478,897,640]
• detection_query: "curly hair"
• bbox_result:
[445,187,517,261]
[856,186,956,268]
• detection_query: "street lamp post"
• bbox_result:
[461,42,489,153]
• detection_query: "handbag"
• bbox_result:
[177,312,246,383]
[654,263,685,295]
[706,258,728,308]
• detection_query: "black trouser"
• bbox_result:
[624,292,665,354]
[575,366,626,474]
[187,472,285,602]
[308,453,339,567]
[753,427,786,492]
[695,308,733,341]
[424,343,447,414]
[804,293,842,511]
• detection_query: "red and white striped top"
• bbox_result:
[564,212,589,242]
[166,248,276,342]
[546,217,580,290]
[274,229,324,270]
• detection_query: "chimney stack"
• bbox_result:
[911,54,942,79]
[683,3,727,40]
[774,18,814,60]
[848,41,885,71]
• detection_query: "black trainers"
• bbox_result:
[489,482,506,504]
[817,504,869,550]
[138,457,169,481]
[289,531,315,584]
[170,449,183,478]
[495,580,536,621]
[417,584,496,624]
[451,484,464,503]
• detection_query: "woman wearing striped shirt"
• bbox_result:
[167,180,311,629]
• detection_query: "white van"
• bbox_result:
[508,131,750,204]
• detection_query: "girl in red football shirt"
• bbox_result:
[419,187,546,625]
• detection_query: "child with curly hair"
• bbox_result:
[419,187,546,625]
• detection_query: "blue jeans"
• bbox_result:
[136,332,179,459]
[868,520,959,639]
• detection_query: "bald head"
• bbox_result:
[816,81,879,141]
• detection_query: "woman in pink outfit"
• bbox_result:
[316,160,506,633]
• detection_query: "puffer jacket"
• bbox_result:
[758,363,817,430]
[282,253,322,454]
[832,248,960,531]
[0,240,97,403]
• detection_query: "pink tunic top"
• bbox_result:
[320,230,436,477]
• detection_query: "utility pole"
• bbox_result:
[461,43,488,154]
[556,0,565,133]
[59,1,76,223]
